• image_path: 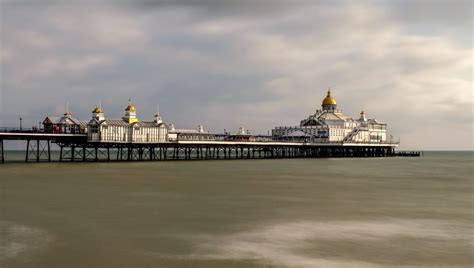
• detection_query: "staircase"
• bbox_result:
[343,126,361,142]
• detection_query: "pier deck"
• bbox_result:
[0,131,419,163]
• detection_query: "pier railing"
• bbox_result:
[0,127,42,133]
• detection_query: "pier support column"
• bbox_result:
[59,145,63,162]
[47,140,51,162]
[71,146,75,162]
[25,139,30,162]
[25,139,51,162]
[36,139,40,162]
[0,139,4,164]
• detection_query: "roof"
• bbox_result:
[43,116,62,124]
[91,119,168,127]
[92,107,103,113]
[43,116,87,127]
[99,119,129,126]
[317,111,347,121]
[356,117,384,124]
[132,121,162,127]
[170,129,200,134]
[322,89,337,105]
[125,105,136,111]
[368,118,385,124]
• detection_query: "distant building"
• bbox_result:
[272,89,389,143]
[43,111,87,134]
[87,103,168,143]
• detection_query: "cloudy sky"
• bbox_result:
[0,0,472,150]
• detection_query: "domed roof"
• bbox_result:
[125,105,136,111]
[322,89,336,105]
[92,107,103,113]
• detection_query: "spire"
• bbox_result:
[64,102,72,117]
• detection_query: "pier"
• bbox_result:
[1,90,424,164]
[0,129,419,163]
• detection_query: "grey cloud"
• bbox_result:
[0,0,472,150]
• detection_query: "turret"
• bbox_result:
[321,88,337,112]
[122,100,139,124]
[154,112,163,125]
[359,110,367,122]
[169,123,176,132]
[92,107,105,121]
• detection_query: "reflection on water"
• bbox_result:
[0,151,472,267]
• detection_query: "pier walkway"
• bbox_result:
[0,129,419,163]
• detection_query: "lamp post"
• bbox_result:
[19,117,22,131]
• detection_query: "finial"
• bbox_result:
[128,98,132,105]
[360,110,365,115]
[327,87,331,96]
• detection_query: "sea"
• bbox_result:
[0,151,472,268]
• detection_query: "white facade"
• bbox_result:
[272,90,390,143]
[87,105,168,143]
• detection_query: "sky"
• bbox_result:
[0,0,472,150]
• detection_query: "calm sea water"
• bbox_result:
[1,151,472,268]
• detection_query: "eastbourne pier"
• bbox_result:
[0,90,420,163]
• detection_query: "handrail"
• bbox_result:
[0,127,42,133]
[343,126,360,142]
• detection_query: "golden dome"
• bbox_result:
[125,105,136,111]
[322,89,336,105]
[92,107,103,113]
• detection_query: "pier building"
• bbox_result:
[168,124,215,141]
[272,90,389,143]
[87,103,168,143]
[43,111,87,134]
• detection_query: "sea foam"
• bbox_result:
[187,218,472,267]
